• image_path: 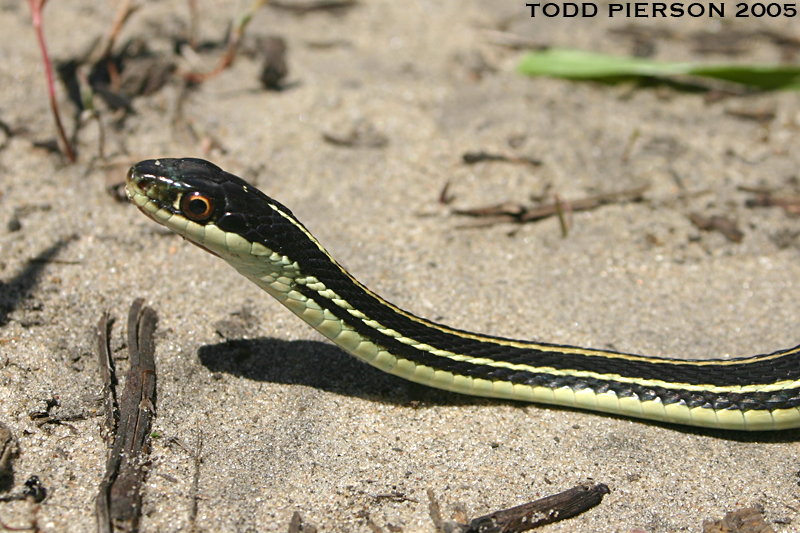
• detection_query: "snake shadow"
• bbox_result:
[197,338,800,442]
[197,337,477,406]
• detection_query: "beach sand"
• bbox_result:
[1,1,800,531]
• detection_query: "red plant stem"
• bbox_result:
[182,0,267,83]
[28,0,75,162]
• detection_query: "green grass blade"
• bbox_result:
[518,49,800,90]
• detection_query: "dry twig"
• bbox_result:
[429,483,609,533]
[453,185,649,228]
[462,151,541,166]
[96,299,158,533]
[742,187,800,216]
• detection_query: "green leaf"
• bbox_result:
[517,49,800,91]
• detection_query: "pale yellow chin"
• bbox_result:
[128,187,260,263]
[127,189,169,229]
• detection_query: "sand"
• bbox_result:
[1,0,800,531]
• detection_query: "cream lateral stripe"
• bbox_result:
[268,204,800,381]
[230,267,800,433]
[273,249,800,395]
[302,277,800,394]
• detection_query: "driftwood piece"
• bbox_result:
[453,186,648,227]
[429,483,609,533]
[96,299,158,533]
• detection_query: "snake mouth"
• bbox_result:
[126,164,175,203]
[125,161,192,225]
[125,168,168,225]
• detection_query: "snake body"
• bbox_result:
[126,158,800,431]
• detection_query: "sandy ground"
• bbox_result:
[2,0,800,531]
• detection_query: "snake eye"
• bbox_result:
[181,192,215,221]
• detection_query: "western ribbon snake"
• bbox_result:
[125,158,800,431]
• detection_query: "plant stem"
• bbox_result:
[28,0,75,162]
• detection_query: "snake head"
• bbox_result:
[126,158,304,261]
[125,158,226,225]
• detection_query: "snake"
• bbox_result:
[125,157,800,431]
